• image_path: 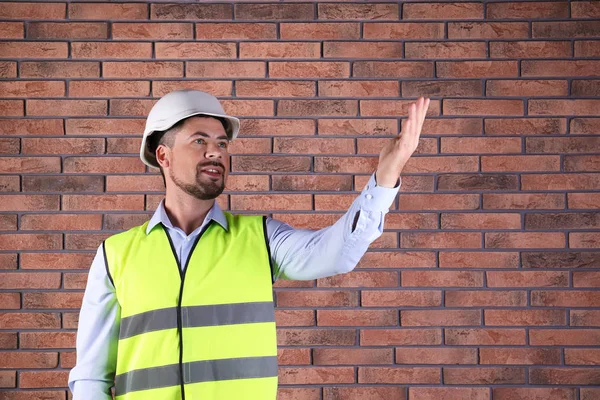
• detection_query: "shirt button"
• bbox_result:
[366,194,373,200]
[186,237,191,242]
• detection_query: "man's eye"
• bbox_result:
[218,142,228,148]
[195,139,205,144]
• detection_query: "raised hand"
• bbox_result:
[375,96,431,188]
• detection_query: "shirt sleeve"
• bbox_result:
[68,244,120,400]
[267,172,400,281]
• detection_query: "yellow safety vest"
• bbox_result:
[103,213,278,400]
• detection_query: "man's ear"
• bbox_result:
[155,144,170,169]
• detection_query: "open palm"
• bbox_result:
[376,96,431,188]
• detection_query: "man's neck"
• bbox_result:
[163,191,214,236]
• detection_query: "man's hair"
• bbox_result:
[146,116,229,187]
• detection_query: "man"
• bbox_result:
[68,90,430,399]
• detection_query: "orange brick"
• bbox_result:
[280,23,360,39]
[22,138,104,155]
[112,22,193,39]
[196,23,276,39]
[72,42,152,59]
[69,3,148,20]
[103,62,183,78]
[236,80,314,97]
[0,3,66,19]
[155,42,236,59]
[20,61,99,78]
[318,4,399,20]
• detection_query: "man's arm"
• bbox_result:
[268,96,430,281]
[267,172,399,281]
[68,245,120,400]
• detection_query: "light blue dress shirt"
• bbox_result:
[68,173,400,399]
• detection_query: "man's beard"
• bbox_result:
[170,162,225,200]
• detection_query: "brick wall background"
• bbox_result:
[0,1,599,399]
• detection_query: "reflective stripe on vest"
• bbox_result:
[105,214,278,400]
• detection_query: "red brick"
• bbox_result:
[573,271,600,287]
[235,3,313,20]
[324,387,405,400]
[196,23,275,39]
[523,60,600,77]
[0,333,17,349]
[270,62,350,78]
[446,328,526,345]
[441,137,521,154]
[20,332,76,349]
[396,348,477,365]
[63,194,144,211]
[0,3,65,19]
[565,349,600,365]
[404,2,483,19]
[318,310,398,327]
[485,232,565,248]
[482,155,561,172]
[485,309,566,326]
[22,138,104,155]
[0,313,60,329]
[232,156,310,173]
[0,42,66,58]
[530,99,600,116]
[565,155,600,172]
[155,42,236,59]
[0,22,24,38]
[0,61,16,77]
[279,367,354,385]
[397,194,479,211]
[231,194,311,211]
[318,119,397,136]
[0,195,59,211]
[281,23,359,40]
[534,21,600,38]
[483,193,564,209]
[19,371,69,388]
[571,310,600,327]
[445,99,524,116]
[112,22,192,39]
[106,175,162,192]
[406,42,486,59]
[0,100,23,116]
[221,100,273,116]
[28,22,107,39]
[488,2,569,19]
[402,271,483,287]
[21,214,102,231]
[438,61,518,78]
[317,271,398,288]
[446,290,527,307]
[0,292,19,308]
[364,22,443,40]
[275,310,314,327]
[277,329,355,346]
[69,3,147,19]
[20,61,99,78]
[274,138,353,155]
[278,388,320,400]
[445,367,525,384]
[276,291,358,307]
[361,99,440,117]
[324,42,402,58]
[358,252,437,269]
[0,273,60,289]
[104,214,152,231]
[60,351,76,368]
[360,329,441,346]
[314,348,392,365]
[449,22,528,39]
[319,80,399,98]
[70,80,150,98]
[159,81,233,98]
[240,42,319,59]
[493,388,575,400]
[0,370,15,387]
[278,348,310,366]
[0,234,61,251]
[487,271,569,288]
[402,232,481,249]
[0,391,64,400]
[523,174,600,190]
[481,348,561,365]
[572,1,600,18]
[569,193,600,209]
[104,62,183,78]
[318,3,398,20]
[0,137,18,153]
[401,310,480,326]
[530,329,600,346]
[583,389,600,400]
[0,215,16,230]
[63,273,88,290]
[279,100,357,117]
[236,80,314,98]
[187,61,265,78]
[358,367,439,384]
[66,118,144,135]
[532,291,600,307]
[27,100,106,117]
[64,157,144,173]
[72,42,151,59]
[530,368,600,385]
[486,117,566,135]
[441,213,520,230]
[272,175,351,192]
[0,157,60,173]
[20,253,93,270]
[23,176,103,193]
[491,42,571,59]
[151,3,231,20]
[23,292,83,309]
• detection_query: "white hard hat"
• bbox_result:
[140,89,240,168]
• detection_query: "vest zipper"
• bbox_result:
[162,221,214,400]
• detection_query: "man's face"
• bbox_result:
[165,116,230,200]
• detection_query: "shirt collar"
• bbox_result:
[146,199,228,235]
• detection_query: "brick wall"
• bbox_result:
[0,1,599,399]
